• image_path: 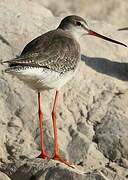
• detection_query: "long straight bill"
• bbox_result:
[88,30,127,47]
[118,27,128,31]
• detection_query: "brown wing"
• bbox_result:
[5,29,80,73]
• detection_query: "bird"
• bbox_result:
[4,15,127,167]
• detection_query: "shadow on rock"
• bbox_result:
[81,55,128,81]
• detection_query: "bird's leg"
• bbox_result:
[52,91,59,156]
[52,91,73,168]
[37,92,48,159]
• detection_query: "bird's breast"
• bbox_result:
[8,66,77,91]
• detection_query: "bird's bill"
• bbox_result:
[118,27,128,31]
[87,29,127,47]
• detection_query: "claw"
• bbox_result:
[52,154,74,168]
[36,151,49,159]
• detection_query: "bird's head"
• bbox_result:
[58,15,127,47]
[58,15,89,40]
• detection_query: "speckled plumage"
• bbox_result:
[6,29,80,73]
[4,15,86,91]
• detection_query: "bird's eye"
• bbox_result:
[76,21,82,26]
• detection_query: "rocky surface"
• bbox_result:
[0,171,11,180]
[0,0,128,179]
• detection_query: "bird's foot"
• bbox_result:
[36,151,49,159]
[52,154,74,168]
[37,152,74,168]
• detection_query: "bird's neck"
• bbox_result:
[57,28,80,42]
[68,30,81,42]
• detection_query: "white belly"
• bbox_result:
[10,67,76,91]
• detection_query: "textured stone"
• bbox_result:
[94,92,128,167]
[0,172,11,180]
[0,0,128,180]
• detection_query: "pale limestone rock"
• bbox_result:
[0,172,11,180]
[0,0,128,179]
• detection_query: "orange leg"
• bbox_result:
[52,91,74,168]
[37,92,48,159]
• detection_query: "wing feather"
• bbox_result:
[5,29,80,73]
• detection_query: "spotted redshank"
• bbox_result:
[4,15,127,167]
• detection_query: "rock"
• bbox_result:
[67,125,91,164]
[11,159,86,180]
[94,91,128,167]
[37,0,128,27]
[4,159,124,180]
[0,172,11,180]
[0,0,128,180]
